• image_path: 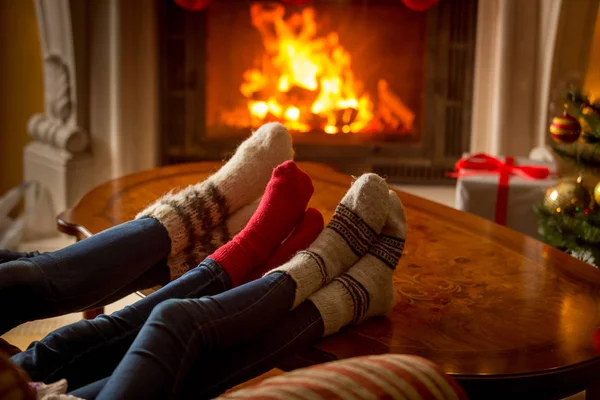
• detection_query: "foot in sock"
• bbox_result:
[136,122,293,279]
[248,208,324,281]
[209,161,314,286]
[270,173,390,307]
[310,190,407,336]
[166,200,260,278]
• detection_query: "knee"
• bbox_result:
[149,298,186,324]
[0,259,41,295]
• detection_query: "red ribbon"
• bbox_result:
[448,153,551,225]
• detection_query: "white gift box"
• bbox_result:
[454,156,558,238]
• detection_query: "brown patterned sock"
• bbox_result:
[136,122,293,279]
[310,190,406,336]
[165,200,259,280]
[270,173,390,307]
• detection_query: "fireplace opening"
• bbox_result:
[208,1,425,143]
[159,0,478,183]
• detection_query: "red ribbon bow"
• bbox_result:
[448,153,551,225]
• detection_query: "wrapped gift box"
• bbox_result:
[454,155,557,239]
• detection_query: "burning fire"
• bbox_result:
[241,3,374,135]
[220,2,416,136]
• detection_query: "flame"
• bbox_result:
[241,3,374,134]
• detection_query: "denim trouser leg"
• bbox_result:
[70,302,325,400]
[11,259,232,390]
[96,272,298,400]
[186,301,325,399]
[0,217,171,334]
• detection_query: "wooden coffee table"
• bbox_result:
[58,162,600,399]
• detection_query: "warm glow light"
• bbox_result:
[240,3,375,133]
[278,76,290,92]
[285,107,300,121]
[550,191,559,201]
[324,125,338,134]
[268,99,282,117]
[250,101,269,119]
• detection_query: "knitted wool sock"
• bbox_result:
[309,190,407,336]
[166,200,260,280]
[270,173,390,307]
[136,122,293,278]
[209,161,314,286]
[248,208,324,281]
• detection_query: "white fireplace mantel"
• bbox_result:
[25,0,158,213]
[27,0,599,212]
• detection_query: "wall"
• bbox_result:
[0,0,43,195]
[585,7,600,98]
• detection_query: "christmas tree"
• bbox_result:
[536,90,600,266]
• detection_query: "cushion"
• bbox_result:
[218,354,467,400]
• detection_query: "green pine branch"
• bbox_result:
[567,90,600,117]
[535,204,600,267]
[551,142,600,175]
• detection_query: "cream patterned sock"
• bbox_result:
[136,122,293,278]
[310,190,407,336]
[165,200,260,280]
[270,173,389,307]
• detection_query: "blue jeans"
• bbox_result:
[72,302,324,399]
[12,259,324,399]
[0,218,171,335]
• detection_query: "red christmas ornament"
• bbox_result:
[402,0,440,11]
[175,0,211,12]
[550,112,581,143]
[282,0,313,5]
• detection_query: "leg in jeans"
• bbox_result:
[70,302,325,400]
[96,271,298,400]
[11,259,231,390]
[12,192,320,391]
[92,189,405,399]
[72,179,399,399]
[189,189,406,398]
[0,217,171,334]
[183,301,325,399]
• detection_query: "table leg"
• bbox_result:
[83,308,103,319]
[587,380,600,399]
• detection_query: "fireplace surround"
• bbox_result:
[24,0,600,214]
[159,0,478,182]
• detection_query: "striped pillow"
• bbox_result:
[219,354,467,400]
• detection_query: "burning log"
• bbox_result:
[377,80,415,132]
[307,113,328,129]
[334,107,359,128]
[250,91,271,102]
[285,85,319,105]
[379,101,401,131]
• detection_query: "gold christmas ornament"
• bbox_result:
[594,181,600,206]
[544,177,591,215]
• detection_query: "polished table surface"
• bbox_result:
[58,162,600,399]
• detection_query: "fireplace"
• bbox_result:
[158,0,478,183]
[28,0,597,211]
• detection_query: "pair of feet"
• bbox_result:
[139,122,407,335]
[270,172,406,335]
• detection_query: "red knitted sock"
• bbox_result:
[209,161,314,286]
[248,208,324,281]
